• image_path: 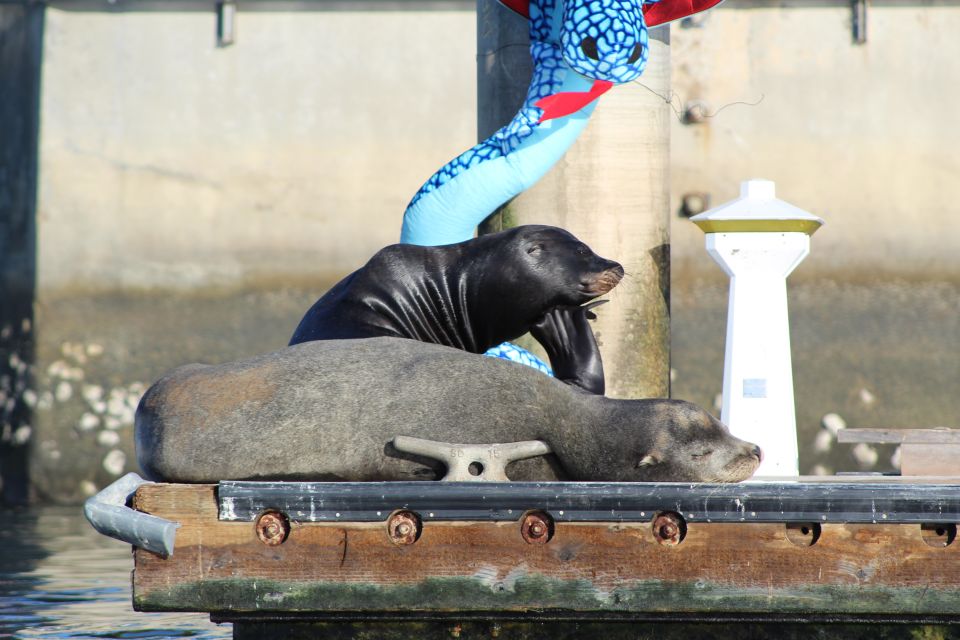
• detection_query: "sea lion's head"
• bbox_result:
[614,399,762,483]
[507,225,625,306]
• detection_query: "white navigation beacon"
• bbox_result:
[690,179,824,477]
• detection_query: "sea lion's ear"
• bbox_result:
[636,453,661,468]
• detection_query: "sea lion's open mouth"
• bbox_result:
[580,265,625,296]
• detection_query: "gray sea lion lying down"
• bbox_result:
[135,338,761,483]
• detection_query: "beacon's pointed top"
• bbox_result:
[740,179,776,199]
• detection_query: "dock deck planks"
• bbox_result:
[132,480,960,622]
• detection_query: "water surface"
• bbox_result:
[0,506,230,639]
[4,504,960,639]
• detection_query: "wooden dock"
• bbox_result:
[130,478,960,636]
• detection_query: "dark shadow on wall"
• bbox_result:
[0,3,43,506]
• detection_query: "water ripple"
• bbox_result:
[0,506,230,639]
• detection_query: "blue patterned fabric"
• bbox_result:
[484,342,553,375]
[400,0,666,372]
[560,0,655,84]
[400,0,662,249]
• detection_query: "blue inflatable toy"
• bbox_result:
[400,0,724,371]
[401,0,724,247]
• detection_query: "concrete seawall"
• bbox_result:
[1,0,957,502]
[670,0,960,280]
[25,1,960,290]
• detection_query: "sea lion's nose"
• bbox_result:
[600,261,624,285]
[751,445,763,462]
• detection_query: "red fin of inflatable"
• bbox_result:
[643,0,725,27]
[497,0,530,18]
[534,79,614,123]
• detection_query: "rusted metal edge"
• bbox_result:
[217,480,960,524]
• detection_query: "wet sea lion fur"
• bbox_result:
[289,224,624,394]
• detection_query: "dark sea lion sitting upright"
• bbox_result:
[289,225,624,394]
[136,338,763,484]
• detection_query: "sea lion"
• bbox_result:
[288,225,624,394]
[135,338,761,484]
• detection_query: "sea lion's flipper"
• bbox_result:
[530,303,606,395]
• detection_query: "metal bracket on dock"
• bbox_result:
[83,472,180,557]
[217,479,960,525]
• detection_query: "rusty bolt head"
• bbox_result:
[652,512,686,546]
[387,510,421,545]
[520,511,554,544]
[255,510,290,546]
[658,521,678,539]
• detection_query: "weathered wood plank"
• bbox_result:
[133,483,960,618]
[836,430,960,476]
[838,429,960,444]
[901,444,960,477]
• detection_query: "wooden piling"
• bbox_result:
[476,0,672,399]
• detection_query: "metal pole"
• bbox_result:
[477,0,671,399]
[0,2,43,505]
